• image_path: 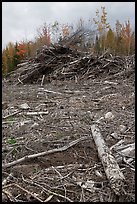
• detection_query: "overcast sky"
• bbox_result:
[2,2,135,49]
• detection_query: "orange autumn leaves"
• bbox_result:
[2,29,51,75]
[2,42,29,76]
[16,43,27,59]
[121,20,135,55]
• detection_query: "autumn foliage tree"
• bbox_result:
[113,19,134,55]
[121,20,133,55]
[16,43,27,60]
[2,42,27,75]
[2,49,8,75]
[93,7,135,55]
[2,42,15,75]
[105,28,115,53]
[93,6,110,53]
[2,24,52,75]
[36,24,51,47]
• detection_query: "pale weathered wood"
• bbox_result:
[91,124,125,195]
[2,110,21,119]
[41,75,45,86]
[23,111,49,116]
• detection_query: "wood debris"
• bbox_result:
[2,41,135,202]
[91,124,125,195]
[6,44,135,85]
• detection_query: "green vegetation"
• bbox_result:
[7,137,17,145]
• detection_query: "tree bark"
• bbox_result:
[91,124,125,195]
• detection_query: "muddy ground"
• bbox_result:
[2,73,135,202]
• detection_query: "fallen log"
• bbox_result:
[91,124,125,195]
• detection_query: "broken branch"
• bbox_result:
[2,136,90,169]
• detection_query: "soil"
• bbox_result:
[2,72,135,202]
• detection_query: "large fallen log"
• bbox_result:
[91,124,125,195]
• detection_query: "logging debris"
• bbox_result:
[6,44,135,85]
[2,42,135,202]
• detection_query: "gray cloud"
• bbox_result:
[2,2,135,49]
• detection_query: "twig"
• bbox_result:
[41,75,45,86]
[2,189,17,202]
[10,183,43,202]
[2,173,13,186]
[2,120,18,124]
[3,110,21,119]
[22,177,73,202]
[80,186,86,202]
[123,157,135,170]
[22,111,49,116]
[18,77,23,84]
[2,136,90,168]
[43,89,62,95]
[44,195,54,202]
[52,166,67,201]
[98,49,109,59]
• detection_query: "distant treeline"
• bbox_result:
[2,6,135,76]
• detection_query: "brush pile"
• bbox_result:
[7,43,135,85]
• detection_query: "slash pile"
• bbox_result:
[7,44,135,85]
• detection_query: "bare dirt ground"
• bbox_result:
[2,66,135,201]
[2,41,135,202]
